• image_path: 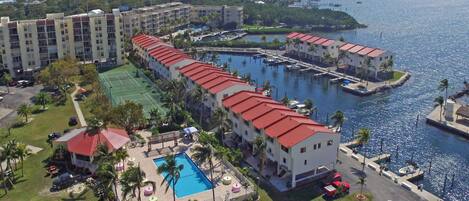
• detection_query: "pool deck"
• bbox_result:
[120,131,254,201]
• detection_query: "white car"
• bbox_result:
[0,96,4,102]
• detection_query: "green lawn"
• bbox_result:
[0,96,98,201]
[389,70,405,82]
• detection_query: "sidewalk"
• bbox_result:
[71,84,87,127]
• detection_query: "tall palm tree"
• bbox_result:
[15,143,30,177]
[254,136,267,174]
[281,95,289,106]
[434,96,444,121]
[34,92,51,110]
[120,166,156,201]
[293,38,302,58]
[1,73,12,94]
[191,86,206,125]
[17,104,32,123]
[94,144,114,164]
[438,79,449,105]
[357,176,367,199]
[212,108,230,139]
[330,110,346,130]
[2,140,17,173]
[157,154,184,201]
[114,148,129,171]
[192,145,216,201]
[355,128,371,172]
[96,162,119,201]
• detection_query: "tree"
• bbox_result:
[15,143,30,177]
[111,101,146,135]
[37,58,79,94]
[191,86,207,125]
[434,96,444,121]
[254,136,267,174]
[304,98,314,110]
[281,95,289,106]
[261,35,267,43]
[114,148,128,171]
[355,128,371,172]
[157,154,184,201]
[149,107,162,126]
[192,145,216,201]
[94,144,114,165]
[96,162,118,200]
[17,104,32,123]
[120,166,156,201]
[330,110,345,130]
[2,140,17,175]
[262,80,271,92]
[438,79,449,106]
[1,73,13,94]
[81,64,98,85]
[212,108,230,140]
[356,176,367,200]
[34,92,51,110]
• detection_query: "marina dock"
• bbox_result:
[426,102,469,138]
[195,47,411,96]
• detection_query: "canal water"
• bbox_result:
[212,0,469,200]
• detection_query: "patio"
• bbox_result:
[120,130,255,201]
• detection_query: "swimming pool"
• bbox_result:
[154,153,213,198]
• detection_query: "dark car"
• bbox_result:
[69,116,78,126]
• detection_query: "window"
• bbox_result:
[244,120,249,126]
[313,144,317,150]
[304,160,307,165]
[327,140,333,146]
[255,128,261,133]
[244,131,248,136]
[283,158,286,163]
[281,145,289,153]
[318,143,321,149]
[300,147,306,153]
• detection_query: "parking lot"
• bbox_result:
[0,85,43,127]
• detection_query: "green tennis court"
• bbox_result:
[98,63,167,117]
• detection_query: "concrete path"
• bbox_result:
[71,84,87,127]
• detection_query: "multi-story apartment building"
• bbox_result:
[286,32,394,80]
[0,9,124,78]
[191,5,243,27]
[121,2,191,37]
[223,90,338,190]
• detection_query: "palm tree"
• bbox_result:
[281,95,289,106]
[254,136,267,174]
[261,35,267,43]
[192,145,216,201]
[94,144,114,164]
[262,80,271,92]
[114,148,128,171]
[96,162,119,200]
[293,38,302,58]
[304,98,314,110]
[34,92,51,110]
[157,154,184,201]
[355,128,371,172]
[2,140,17,172]
[17,104,32,123]
[15,143,30,177]
[212,108,230,140]
[438,79,449,105]
[120,166,156,201]
[330,110,346,130]
[149,107,162,126]
[356,176,367,200]
[191,86,206,125]
[434,96,444,121]
[1,73,12,93]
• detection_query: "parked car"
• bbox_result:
[69,116,78,126]
[323,180,350,197]
[0,96,3,102]
[17,80,33,87]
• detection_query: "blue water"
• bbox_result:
[154,153,213,198]
[208,0,469,198]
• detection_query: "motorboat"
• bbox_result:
[287,100,300,109]
[398,165,417,176]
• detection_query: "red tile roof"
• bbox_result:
[321,39,336,47]
[66,128,130,156]
[209,80,249,94]
[313,38,328,45]
[339,43,356,51]
[348,45,365,53]
[286,32,301,39]
[367,49,385,57]
[307,36,321,43]
[132,34,161,49]
[222,91,334,148]
[357,47,376,56]
[300,35,314,42]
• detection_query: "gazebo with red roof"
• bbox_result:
[55,127,130,172]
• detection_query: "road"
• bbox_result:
[337,152,425,201]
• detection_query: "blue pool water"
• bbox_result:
[154,153,213,198]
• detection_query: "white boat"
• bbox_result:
[287,100,300,109]
[398,165,416,176]
[264,57,275,63]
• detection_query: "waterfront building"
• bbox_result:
[0,9,124,78]
[120,2,192,37]
[131,34,338,190]
[223,90,339,190]
[286,32,394,80]
[191,5,244,27]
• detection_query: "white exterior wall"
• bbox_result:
[215,85,255,107]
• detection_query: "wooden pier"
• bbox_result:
[369,153,391,163]
[402,169,425,182]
